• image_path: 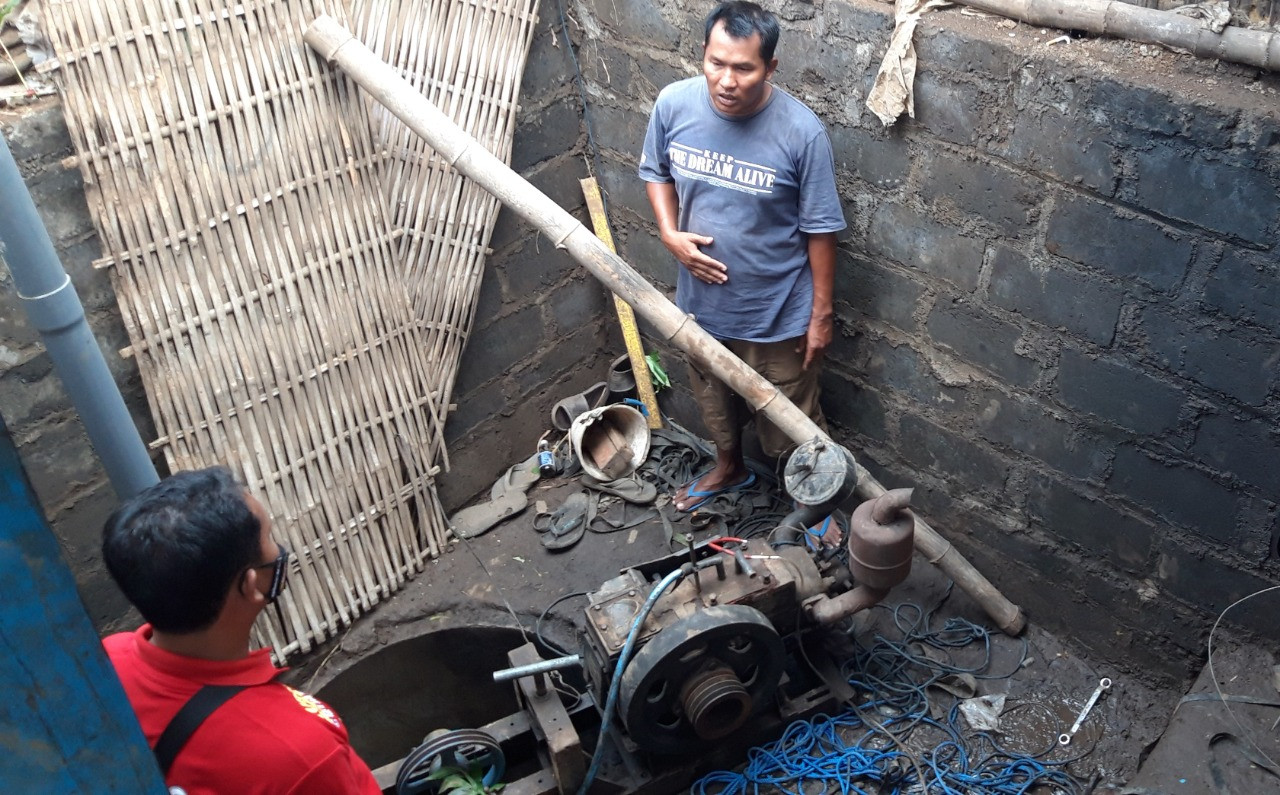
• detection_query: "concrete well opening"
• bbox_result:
[314,625,528,770]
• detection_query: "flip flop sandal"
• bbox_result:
[540,491,591,552]
[450,490,529,540]
[580,474,657,505]
[531,500,553,533]
[490,454,542,500]
[551,381,610,432]
[673,471,758,513]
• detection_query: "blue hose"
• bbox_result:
[577,566,685,795]
[691,598,1079,795]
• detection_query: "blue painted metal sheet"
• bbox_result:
[0,414,164,792]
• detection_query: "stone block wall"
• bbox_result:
[0,103,155,631]
[436,12,622,508]
[571,0,1280,683]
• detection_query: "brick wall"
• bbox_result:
[436,13,622,509]
[574,0,1280,683]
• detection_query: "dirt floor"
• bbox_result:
[289,428,1278,793]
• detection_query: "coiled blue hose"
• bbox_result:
[692,598,1082,795]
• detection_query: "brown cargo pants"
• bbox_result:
[687,335,828,460]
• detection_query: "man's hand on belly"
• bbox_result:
[661,229,729,284]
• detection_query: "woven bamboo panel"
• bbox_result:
[351,0,538,439]
[42,0,464,660]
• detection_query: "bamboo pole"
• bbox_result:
[958,0,1280,71]
[303,15,1026,636]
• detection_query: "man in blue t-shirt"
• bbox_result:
[640,0,846,511]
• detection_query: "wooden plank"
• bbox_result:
[581,177,664,430]
[508,643,584,794]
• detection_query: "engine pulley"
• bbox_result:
[395,728,505,795]
[618,604,784,754]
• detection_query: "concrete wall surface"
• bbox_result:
[570,0,1280,683]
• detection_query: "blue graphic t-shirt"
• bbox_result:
[639,77,846,342]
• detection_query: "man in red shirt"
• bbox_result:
[101,467,381,794]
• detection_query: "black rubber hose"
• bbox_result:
[771,501,833,547]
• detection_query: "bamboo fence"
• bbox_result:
[43,0,536,661]
[351,0,537,436]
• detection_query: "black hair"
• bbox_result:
[704,1,781,62]
[102,467,262,634]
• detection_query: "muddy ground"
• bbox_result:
[289,447,1278,793]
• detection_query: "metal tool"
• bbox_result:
[1059,677,1112,745]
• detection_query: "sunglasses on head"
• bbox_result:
[250,543,290,604]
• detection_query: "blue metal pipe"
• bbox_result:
[0,131,158,498]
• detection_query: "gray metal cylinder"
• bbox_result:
[782,438,860,507]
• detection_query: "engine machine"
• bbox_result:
[580,542,822,757]
[395,440,916,795]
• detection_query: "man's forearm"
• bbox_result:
[646,181,681,237]
[808,232,837,320]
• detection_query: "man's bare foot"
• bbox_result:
[673,465,753,512]
[808,514,844,549]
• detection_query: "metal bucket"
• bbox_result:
[570,404,651,481]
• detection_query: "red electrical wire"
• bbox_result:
[706,536,747,555]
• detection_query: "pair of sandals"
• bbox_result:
[533,473,657,551]
[550,355,637,431]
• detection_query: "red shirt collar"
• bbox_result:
[131,624,284,686]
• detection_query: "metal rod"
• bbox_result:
[492,654,582,683]
[0,133,158,499]
[302,16,1025,636]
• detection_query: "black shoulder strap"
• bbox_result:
[153,684,249,775]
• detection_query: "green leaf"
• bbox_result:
[645,352,671,391]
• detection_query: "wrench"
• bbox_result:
[1058,677,1112,745]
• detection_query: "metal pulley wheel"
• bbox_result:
[395,728,506,795]
[618,605,785,755]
